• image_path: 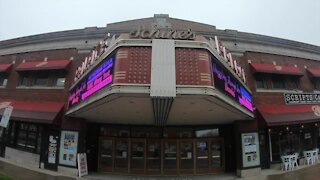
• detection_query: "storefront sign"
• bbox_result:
[59,131,78,167]
[48,135,58,164]
[77,153,88,177]
[214,36,246,83]
[212,59,253,112]
[284,93,320,104]
[0,103,13,128]
[68,56,114,108]
[74,39,108,82]
[241,132,260,168]
[130,27,196,40]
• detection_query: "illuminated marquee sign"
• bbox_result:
[212,57,253,112]
[214,36,246,83]
[130,27,196,40]
[74,38,109,82]
[68,56,114,108]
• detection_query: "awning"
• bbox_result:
[257,104,320,127]
[0,100,65,124]
[0,64,13,73]
[16,60,71,71]
[250,63,303,76]
[307,67,320,78]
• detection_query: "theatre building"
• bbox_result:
[0,14,319,177]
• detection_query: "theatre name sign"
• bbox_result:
[284,93,320,104]
[130,27,196,40]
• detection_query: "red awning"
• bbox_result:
[0,100,65,124]
[16,60,71,71]
[307,67,320,78]
[250,63,303,76]
[257,104,320,127]
[0,64,13,73]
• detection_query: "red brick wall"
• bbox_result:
[0,49,88,102]
[241,51,320,106]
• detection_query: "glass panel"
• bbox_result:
[147,140,161,170]
[100,139,113,167]
[55,77,65,87]
[180,141,193,169]
[196,140,209,168]
[211,141,222,167]
[131,141,145,169]
[20,76,28,86]
[164,140,177,170]
[115,139,128,168]
[34,77,48,86]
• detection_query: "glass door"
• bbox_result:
[179,140,194,174]
[146,139,161,174]
[114,138,128,173]
[211,139,224,172]
[196,139,209,173]
[131,139,146,174]
[98,138,114,172]
[163,139,178,174]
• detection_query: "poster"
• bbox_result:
[59,131,78,166]
[48,135,58,164]
[77,153,88,177]
[241,132,260,168]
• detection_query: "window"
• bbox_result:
[271,75,286,89]
[289,77,300,90]
[6,122,42,154]
[19,74,29,86]
[255,74,267,89]
[55,77,66,87]
[0,74,8,86]
[33,73,48,86]
[312,78,320,91]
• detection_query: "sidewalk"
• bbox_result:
[0,157,319,180]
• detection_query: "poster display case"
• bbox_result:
[241,132,260,168]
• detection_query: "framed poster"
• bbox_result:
[59,130,79,166]
[241,132,260,168]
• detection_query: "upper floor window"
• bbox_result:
[0,74,8,87]
[19,73,29,86]
[33,73,48,86]
[255,74,267,89]
[289,77,300,90]
[312,79,320,91]
[271,75,286,89]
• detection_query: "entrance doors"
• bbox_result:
[146,139,161,174]
[98,138,114,172]
[98,137,224,174]
[195,139,224,173]
[131,139,145,174]
[179,140,194,174]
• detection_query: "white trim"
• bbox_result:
[16,86,65,90]
[256,89,303,93]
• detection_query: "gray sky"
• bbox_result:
[0,0,319,46]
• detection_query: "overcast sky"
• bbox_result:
[0,0,319,46]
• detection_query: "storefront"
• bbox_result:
[257,97,320,167]
[0,100,65,170]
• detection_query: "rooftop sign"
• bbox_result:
[214,36,246,83]
[130,27,196,40]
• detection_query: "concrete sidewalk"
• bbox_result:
[0,157,320,180]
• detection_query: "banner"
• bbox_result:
[58,131,78,166]
[0,105,13,128]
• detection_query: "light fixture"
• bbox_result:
[301,125,304,129]
[286,126,289,131]
[315,123,318,127]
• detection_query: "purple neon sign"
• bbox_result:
[68,56,114,109]
[212,58,253,112]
